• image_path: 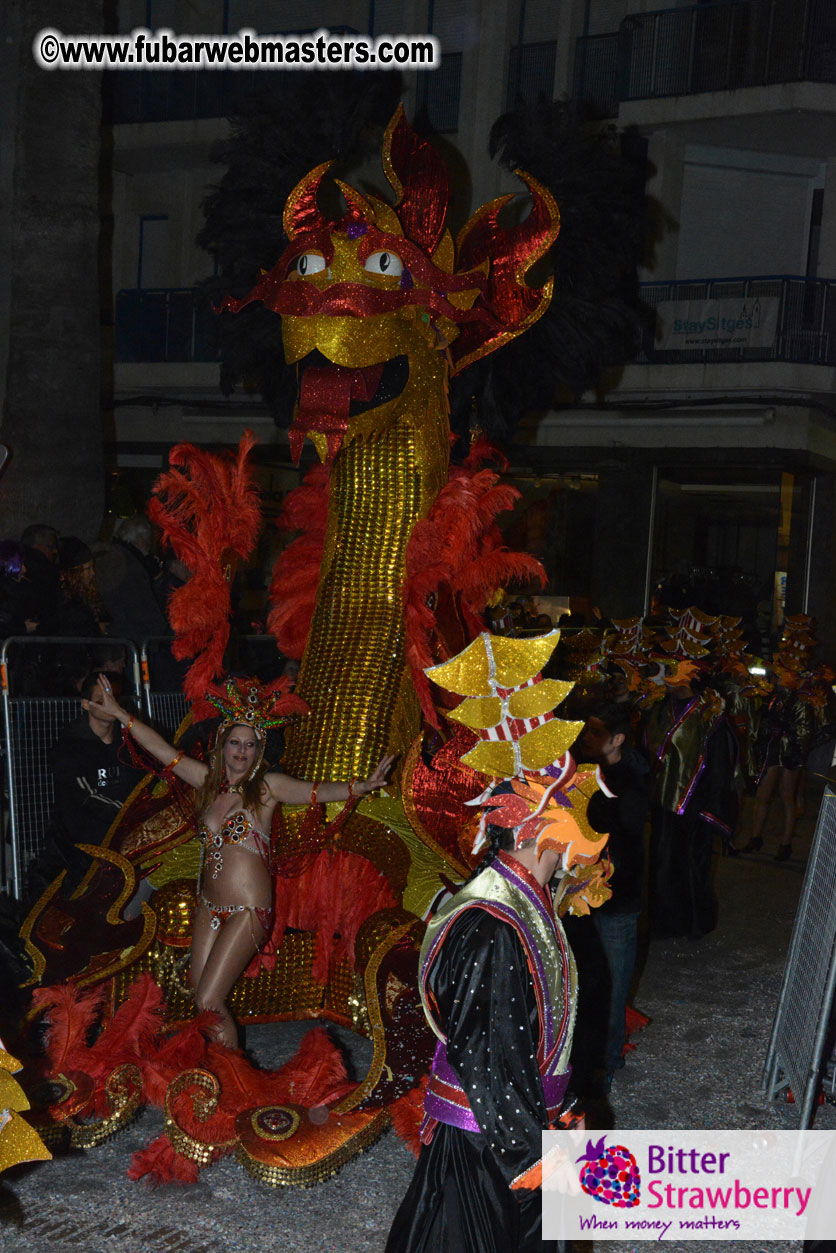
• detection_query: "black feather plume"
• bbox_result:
[449,99,649,444]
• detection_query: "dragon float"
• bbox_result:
[19,107,613,1185]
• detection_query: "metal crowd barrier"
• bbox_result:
[140,636,189,739]
[762,787,836,1126]
[0,637,142,899]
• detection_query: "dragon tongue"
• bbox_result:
[298,361,385,420]
[291,361,386,465]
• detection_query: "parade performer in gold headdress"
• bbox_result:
[642,610,739,938]
[91,673,391,1048]
[387,630,609,1253]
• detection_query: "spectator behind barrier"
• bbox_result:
[57,538,107,638]
[0,541,37,636]
[20,523,60,635]
[27,671,146,899]
[95,515,168,642]
[53,538,109,693]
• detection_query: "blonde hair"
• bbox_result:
[194,723,270,815]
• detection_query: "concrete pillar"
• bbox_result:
[643,128,686,281]
[815,156,836,278]
[801,472,836,659]
[553,0,589,100]
[455,0,519,212]
[590,460,655,618]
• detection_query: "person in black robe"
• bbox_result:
[386,830,576,1253]
[642,673,738,939]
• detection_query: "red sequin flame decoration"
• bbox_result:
[222,106,560,374]
[148,431,261,705]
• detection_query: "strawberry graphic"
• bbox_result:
[576,1135,641,1207]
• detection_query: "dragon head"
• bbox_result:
[224,106,559,465]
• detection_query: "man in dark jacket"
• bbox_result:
[47,671,146,893]
[569,701,650,1092]
[94,515,168,642]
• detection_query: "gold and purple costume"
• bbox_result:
[386,851,576,1253]
[643,690,737,938]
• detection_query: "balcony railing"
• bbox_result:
[507,41,557,110]
[115,288,220,362]
[115,277,836,367]
[638,276,836,366]
[575,0,836,117]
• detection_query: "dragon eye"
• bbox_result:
[364,250,403,277]
[295,253,326,276]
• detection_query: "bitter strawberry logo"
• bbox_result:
[576,1135,641,1207]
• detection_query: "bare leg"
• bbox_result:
[190,901,220,994]
[752,766,779,843]
[778,766,802,849]
[193,910,265,1049]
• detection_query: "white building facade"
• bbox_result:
[108,0,836,648]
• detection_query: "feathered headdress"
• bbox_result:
[426,631,606,872]
[205,675,309,738]
[200,675,309,775]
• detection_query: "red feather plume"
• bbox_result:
[272,849,397,985]
[138,1019,211,1110]
[273,1026,354,1108]
[404,440,545,725]
[388,1074,429,1157]
[128,1134,200,1185]
[148,430,262,702]
[84,974,165,1086]
[29,983,107,1073]
[267,463,329,658]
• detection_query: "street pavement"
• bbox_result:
[1,786,835,1253]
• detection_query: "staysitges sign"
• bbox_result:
[655,296,779,351]
[542,1130,836,1241]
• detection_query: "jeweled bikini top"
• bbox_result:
[198,809,270,881]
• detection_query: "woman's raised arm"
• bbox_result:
[87,675,208,789]
[263,755,395,806]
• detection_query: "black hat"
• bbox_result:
[59,536,93,571]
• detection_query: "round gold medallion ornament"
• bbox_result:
[250,1105,300,1142]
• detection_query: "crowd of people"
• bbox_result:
[0,519,187,695]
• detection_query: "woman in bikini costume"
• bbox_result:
[87,674,393,1047]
